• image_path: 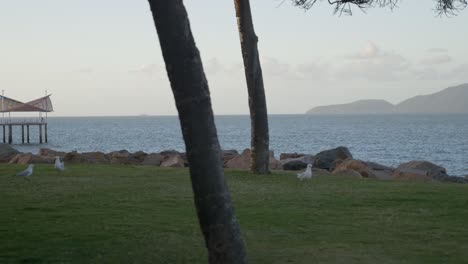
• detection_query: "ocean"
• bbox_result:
[6,114,468,176]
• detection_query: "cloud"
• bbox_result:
[262,57,293,77]
[339,42,410,81]
[426,48,448,53]
[296,61,331,81]
[204,57,226,75]
[412,67,441,80]
[420,54,452,65]
[74,68,94,74]
[128,64,161,74]
[442,63,468,79]
[347,41,379,60]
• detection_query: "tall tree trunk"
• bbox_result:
[147,1,248,263]
[234,0,270,174]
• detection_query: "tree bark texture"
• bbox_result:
[234,0,270,174]
[147,1,248,263]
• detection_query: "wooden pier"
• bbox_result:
[1,92,53,145]
[1,121,48,144]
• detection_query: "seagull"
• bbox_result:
[16,164,34,180]
[297,164,313,180]
[54,156,65,172]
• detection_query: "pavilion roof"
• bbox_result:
[0,95,53,112]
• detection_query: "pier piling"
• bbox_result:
[39,124,43,144]
[8,125,12,144]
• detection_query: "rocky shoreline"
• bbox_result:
[1,144,466,184]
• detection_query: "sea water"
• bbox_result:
[6,114,468,176]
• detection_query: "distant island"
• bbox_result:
[306,83,468,114]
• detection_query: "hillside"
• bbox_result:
[306,99,395,114]
[306,83,468,114]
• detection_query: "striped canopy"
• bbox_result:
[0,95,53,112]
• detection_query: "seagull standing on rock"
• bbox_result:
[16,164,34,180]
[297,164,313,180]
[54,156,65,172]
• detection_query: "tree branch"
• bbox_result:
[292,0,467,15]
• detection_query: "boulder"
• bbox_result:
[160,150,180,157]
[280,153,305,160]
[329,159,344,172]
[126,151,148,165]
[225,149,251,170]
[63,151,89,163]
[160,154,185,168]
[109,150,131,164]
[38,148,67,158]
[332,159,394,180]
[225,149,282,170]
[313,146,353,171]
[180,153,189,167]
[281,155,314,170]
[332,169,363,178]
[222,149,239,164]
[82,151,110,164]
[312,168,331,175]
[8,154,21,164]
[332,159,377,178]
[269,154,282,170]
[9,153,51,165]
[393,160,465,183]
[0,144,20,162]
[282,159,308,171]
[141,153,164,166]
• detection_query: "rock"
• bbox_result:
[222,149,239,164]
[366,161,395,172]
[160,150,180,157]
[180,153,189,167]
[0,144,20,162]
[332,169,363,178]
[141,153,164,166]
[281,155,314,170]
[280,153,305,160]
[9,153,51,165]
[225,149,251,170]
[329,159,344,172]
[282,159,308,170]
[63,151,89,163]
[109,150,131,164]
[313,146,353,171]
[393,160,465,183]
[82,152,110,164]
[160,154,185,168]
[38,148,66,158]
[332,159,394,180]
[269,154,282,170]
[125,151,148,165]
[8,154,21,164]
[312,168,331,175]
[225,149,282,170]
[332,159,377,178]
[17,153,33,165]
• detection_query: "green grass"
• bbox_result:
[1,164,467,263]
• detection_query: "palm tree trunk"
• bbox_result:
[147,1,248,263]
[234,0,270,174]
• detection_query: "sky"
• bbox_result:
[1,0,467,116]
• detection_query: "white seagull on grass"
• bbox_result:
[297,164,313,180]
[16,164,34,180]
[54,156,65,172]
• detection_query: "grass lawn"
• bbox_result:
[1,164,467,263]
